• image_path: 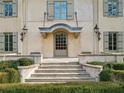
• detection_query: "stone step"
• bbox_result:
[25,78,95,83]
[38,65,81,69]
[43,58,78,63]
[31,73,90,77]
[35,69,86,73]
[41,62,79,65]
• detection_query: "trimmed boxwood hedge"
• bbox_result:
[87,61,105,66]
[112,70,124,82]
[0,58,33,83]
[99,70,113,81]
[87,61,124,70]
[113,63,124,70]
[0,60,17,71]
[4,68,20,83]
[0,72,9,83]
[0,82,124,93]
[0,58,34,71]
[100,69,124,82]
[16,58,34,66]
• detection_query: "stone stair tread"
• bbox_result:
[32,73,88,75]
[38,68,81,69]
[27,77,93,79]
[39,66,80,68]
[37,68,84,70]
[25,79,95,83]
[40,64,80,66]
[41,63,79,65]
[25,61,96,83]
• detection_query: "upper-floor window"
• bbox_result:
[0,0,17,17]
[47,0,74,20]
[54,1,67,20]
[104,0,123,17]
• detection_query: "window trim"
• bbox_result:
[54,1,67,20]
[3,32,18,53]
[108,32,117,52]
[0,0,18,18]
[4,32,13,52]
[103,0,123,17]
[103,31,123,53]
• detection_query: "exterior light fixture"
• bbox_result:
[94,24,101,41]
[22,25,28,30]
[21,25,28,41]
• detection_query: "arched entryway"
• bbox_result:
[54,31,68,57]
[39,23,82,58]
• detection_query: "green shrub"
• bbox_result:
[99,69,113,81]
[103,63,114,70]
[0,82,124,93]
[16,58,34,66]
[113,63,124,70]
[0,58,33,84]
[4,68,20,83]
[112,70,124,82]
[87,61,105,66]
[0,60,18,71]
[0,72,9,83]
[0,58,34,71]
[100,69,124,82]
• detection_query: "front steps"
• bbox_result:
[25,62,95,83]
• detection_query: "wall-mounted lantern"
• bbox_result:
[94,24,101,41]
[21,25,28,41]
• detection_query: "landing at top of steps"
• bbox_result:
[43,58,78,63]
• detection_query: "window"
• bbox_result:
[4,1,12,16]
[0,0,17,17]
[104,0,123,17]
[47,0,74,20]
[104,32,123,52]
[0,32,18,53]
[4,33,13,52]
[108,32,117,50]
[54,1,67,20]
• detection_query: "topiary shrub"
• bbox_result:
[99,69,113,81]
[0,72,9,83]
[4,68,20,83]
[112,70,124,82]
[16,58,34,66]
[113,63,124,70]
[0,60,19,71]
[103,63,114,70]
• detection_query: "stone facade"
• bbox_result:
[0,0,124,58]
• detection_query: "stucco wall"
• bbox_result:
[0,0,124,57]
[98,0,124,52]
[25,0,94,57]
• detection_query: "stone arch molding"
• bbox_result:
[39,23,82,39]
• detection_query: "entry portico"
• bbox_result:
[39,23,82,57]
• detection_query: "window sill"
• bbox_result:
[103,15,123,18]
[0,16,18,18]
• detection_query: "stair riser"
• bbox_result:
[39,67,81,69]
[31,74,90,77]
[41,63,79,65]
[35,70,85,73]
[25,79,95,82]
[25,62,96,83]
